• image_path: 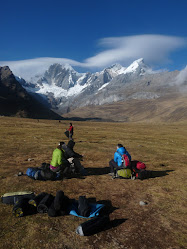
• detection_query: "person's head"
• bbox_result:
[57,141,65,150]
[70,123,72,126]
[117,144,124,149]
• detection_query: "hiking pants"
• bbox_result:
[68,157,84,173]
[109,159,123,173]
[69,133,73,140]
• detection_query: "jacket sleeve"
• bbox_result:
[114,152,123,166]
[114,152,117,162]
[58,150,62,165]
[126,150,131,161]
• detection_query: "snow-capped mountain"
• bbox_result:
[17,58,151,97]
[15,58,177,114]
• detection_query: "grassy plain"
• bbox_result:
[0,117,187,249]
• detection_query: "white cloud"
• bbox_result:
[0,57,82,81]
[0,35,186,79]
[175,65,187,85]
[83,35,187,68]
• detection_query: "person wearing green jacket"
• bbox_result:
[50,142,69,176]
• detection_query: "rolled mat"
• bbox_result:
[29,192,48,207]
[53,190,65,211]
[1,191,35,205]
[49,190,70,216]
[37,194,54,213]
[76,215,110,236]
[48,201,57,217]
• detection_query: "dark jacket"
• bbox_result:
[62,141,82,159]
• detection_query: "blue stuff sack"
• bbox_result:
[26,167,41,180]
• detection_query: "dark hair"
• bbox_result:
[70,123,72,126]
[57,142,65,150]
[117,144,123,148]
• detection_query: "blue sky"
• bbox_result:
[0,0,187,72]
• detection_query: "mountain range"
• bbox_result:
[1,58,187,121]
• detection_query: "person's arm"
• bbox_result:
[58,150,63,165]
[126,150,131,161]
[114,152,118,162]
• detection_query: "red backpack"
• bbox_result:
[136,162,146,170]
[118,152,130,168]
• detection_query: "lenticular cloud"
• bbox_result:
[0,35,186,77]
[84,35,187,68]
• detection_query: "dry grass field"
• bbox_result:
[0,117,187,249]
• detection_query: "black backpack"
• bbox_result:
[40,168,57,181]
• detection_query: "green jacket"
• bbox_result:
[50,148,65,168]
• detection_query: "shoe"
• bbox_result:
[131,175,136,180]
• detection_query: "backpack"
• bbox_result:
[116,168,132,179]
[40,168,57,181]
[136,162,146,170]
[131,161,151,180]
[117,152,130,168]
[134,169,151,180]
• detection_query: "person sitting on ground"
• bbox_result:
[109,144,131,176]
[50,142,70,178]
[61,140,87,176]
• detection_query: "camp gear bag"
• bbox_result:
[26,167,41,180]
[135,170,152,180]
[136,161,146,170]
[117,152,130,168]
[1,191,35,205]
[64,130,69,138]
[40,168,57,181]
[76,215,110,236]
[12,198,37,217]
[116,168,132,179]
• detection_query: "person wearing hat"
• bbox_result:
[50,142,70,177]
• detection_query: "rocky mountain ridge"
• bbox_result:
[16,58,162,113]
[0,66,62,119]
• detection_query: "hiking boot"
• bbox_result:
[131,175,136,180]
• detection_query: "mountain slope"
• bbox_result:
[0,66,62,119]
[62,93,187,122]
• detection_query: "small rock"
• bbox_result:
[139,201,148,206]
[28,158,34,161]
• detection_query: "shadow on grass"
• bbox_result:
[84,218,127,236]
[86,167,110,176]
[150,170,174,178]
